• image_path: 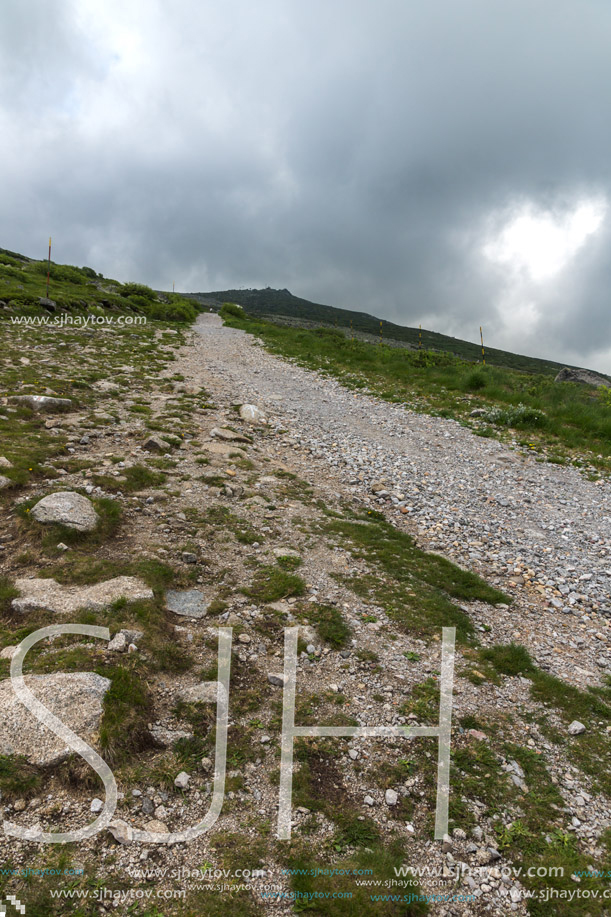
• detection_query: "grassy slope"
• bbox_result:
[0,246,199,322]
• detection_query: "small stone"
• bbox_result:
[143,436,168,453]
[90,798,104,813]
[141,798,155,815]
[201,757,212,771]
[13,799,26,812]
[267,673,287,687]
[238,633,251,644]
[442,833,453,853]
[181,552,197,564]
[108,633,127,652]
[385,789,398,806]
[174,772,190,789]
[56,542,68,551]
[364,795,375,806]
[144,819,169,834]
[108,819,133,844]
[568,721,586,736]
[0,646,17,660]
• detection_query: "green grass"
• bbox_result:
[321,507,509,642]
[92,463,167,493]
[244,564,306,603]
[301,602,351,648]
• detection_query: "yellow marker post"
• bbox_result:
[46,237,52,298]
[480,326,485,366]
[379,320,383,345]
[419,323,422,350]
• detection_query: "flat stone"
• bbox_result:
[210,427,251,443]
[30,492,99,532]
[150,725,193,747]
[178,682,218,703]
[0,672,111,766]
[200,442,246,457]
[267,672,288,687]
[144,819,169,834]
[0,646,18,660]
[9,395,73,413]
[13,576,153,615]
[165,589,208,618]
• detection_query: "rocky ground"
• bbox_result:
[0,313,609,915]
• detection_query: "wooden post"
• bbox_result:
[379,320,383,345]
[46,237,51,298]
[419,324,422,350]
[480,326,485,366]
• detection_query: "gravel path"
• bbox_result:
[190,314,611,682]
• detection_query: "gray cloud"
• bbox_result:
[2,0,611,368]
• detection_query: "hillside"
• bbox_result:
[186,287,594,377]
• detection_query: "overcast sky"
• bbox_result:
[2,0,611,370]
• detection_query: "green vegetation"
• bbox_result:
[0,246,199,322]
[321,506,509,642]
[244,564,306,603]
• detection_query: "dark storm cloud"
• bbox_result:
[2,0,611,368]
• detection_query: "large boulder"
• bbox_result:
[0,672,111,766]
[13,576,153,615]
[30,492,99,532]
[554,367,610,388]
[9,395,73,412]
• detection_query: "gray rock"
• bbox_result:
[210,427,251,443]
[0,456,11,467]
[108,819,133,844]
[141,797,155,815]
[385,789,398,806]
[174,771,190,789]
[179,682,218,703]
[554,367,610,388]
[143,435,169,453]
[166,589,208,618]
[144,819,169,834]
[90,798,104,813]
[0,672,111,766]
[181,552,197,564]
[239,404,267,424]
[9,395,73,413]
[0,476,11,490]
[30,492,99,532]
[364,795,375,806]
[108,633,127,652]
[13,576,153,615]
[267,673,288,687]
[568,720,586,735]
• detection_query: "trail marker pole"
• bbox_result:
[379,320,382,345]
[480,326,485,366]
[46,237,51,298]
[419,323,422,350]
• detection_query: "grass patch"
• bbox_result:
[244,565,306,603]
